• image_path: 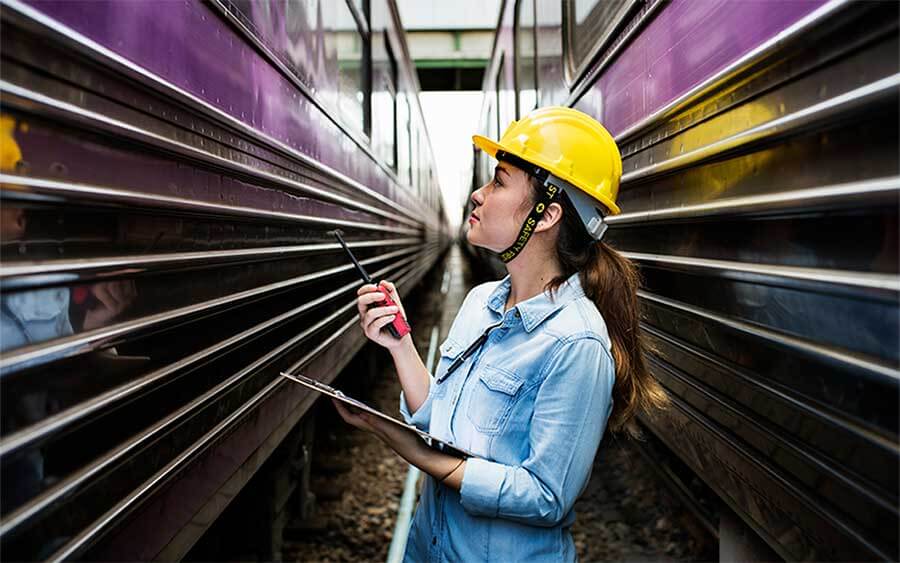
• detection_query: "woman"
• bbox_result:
[334,106,668,562]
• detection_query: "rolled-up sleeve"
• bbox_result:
[399,384,434,432]
[459,336,615,526]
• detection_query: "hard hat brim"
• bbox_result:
[472,134,503,158]
[471,134,621,215]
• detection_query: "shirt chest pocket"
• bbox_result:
[466,364,525,434]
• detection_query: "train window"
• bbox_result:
[327,0,370,135]
[372,31,397,168]
[412,126,420,194]
[563,0,640,85]
[349,0,366,15]
[416,128,424,195]
[397,92,412,186]
[495,54,504,135]
[515,0,539,118]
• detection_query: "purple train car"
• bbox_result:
[471,0,898,561]
[0,0,449,559]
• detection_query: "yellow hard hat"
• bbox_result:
[472,106,622,215]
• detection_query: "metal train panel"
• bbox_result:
[471,0,898,560]
[0,0,449,559]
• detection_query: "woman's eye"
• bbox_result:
[493,177,502,187]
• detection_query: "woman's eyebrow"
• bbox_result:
[494,166,510,178]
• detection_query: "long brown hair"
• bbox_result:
[529,176,669,439]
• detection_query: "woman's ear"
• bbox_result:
[536,201,564,233]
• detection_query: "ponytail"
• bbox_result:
[532,177,669,439]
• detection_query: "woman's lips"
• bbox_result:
[468,213,479,224]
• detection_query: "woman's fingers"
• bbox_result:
[332,399,376,433]
[378,280,406,317]
[332,399,362,426]
[357,296,390,325]
[356,283,379,296]
[359,291,387,306]
[356,289,386,318]
[364,304,398,325]
[91,282,117,310]
[365,312,397,338]
[356,282,405,347]
[366,312,398,335]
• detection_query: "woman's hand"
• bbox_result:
[356,280,410,350]
[82,280,138,330]
[331,399,468,490]
[331,399,422,453]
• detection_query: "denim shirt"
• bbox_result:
[399,272,615,562]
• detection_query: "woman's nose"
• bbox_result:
[471,184,485,207]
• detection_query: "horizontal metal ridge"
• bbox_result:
[0,0,432,224]
[0,245,427,375]
[0,238,421,288]
[649,353,899,515]
[0,250,435,458]
[0,253,427,541]
[638,290,900,383]
[42,257,433,561]
[642,323,900,455]
[609,176,900,225]
[621,73,900,185]
[625,252,900,296]
[0,80,422,229]
[657,386,890,561]
[0,174,420,236]
[610,0,852,144]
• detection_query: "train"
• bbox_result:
[469,0,899,561]
[0,0,449,559]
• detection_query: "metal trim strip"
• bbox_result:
[0,245,426,375]
[620,73,900,185]
[42,257,434,561]
[0,252,429,541]
[0,238,421,288]
[0,0,432,224]
[608,176,900,224]
[625,252,900,296]
[638,291,900,382]
[0,81,422,229]
[0,175,419,236]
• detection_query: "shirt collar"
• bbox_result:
[486,271,585,332]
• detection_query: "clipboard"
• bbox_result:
[280,372,477,459]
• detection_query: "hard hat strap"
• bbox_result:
[495,150,608,263]
[498,173,560,263]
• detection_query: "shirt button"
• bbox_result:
[515,310,520,318]
[432,537,437,546]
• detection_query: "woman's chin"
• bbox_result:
[465,231,500,253]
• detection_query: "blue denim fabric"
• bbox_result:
[399,272,615,562]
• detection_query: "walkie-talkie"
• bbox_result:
[332,230,411,339]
